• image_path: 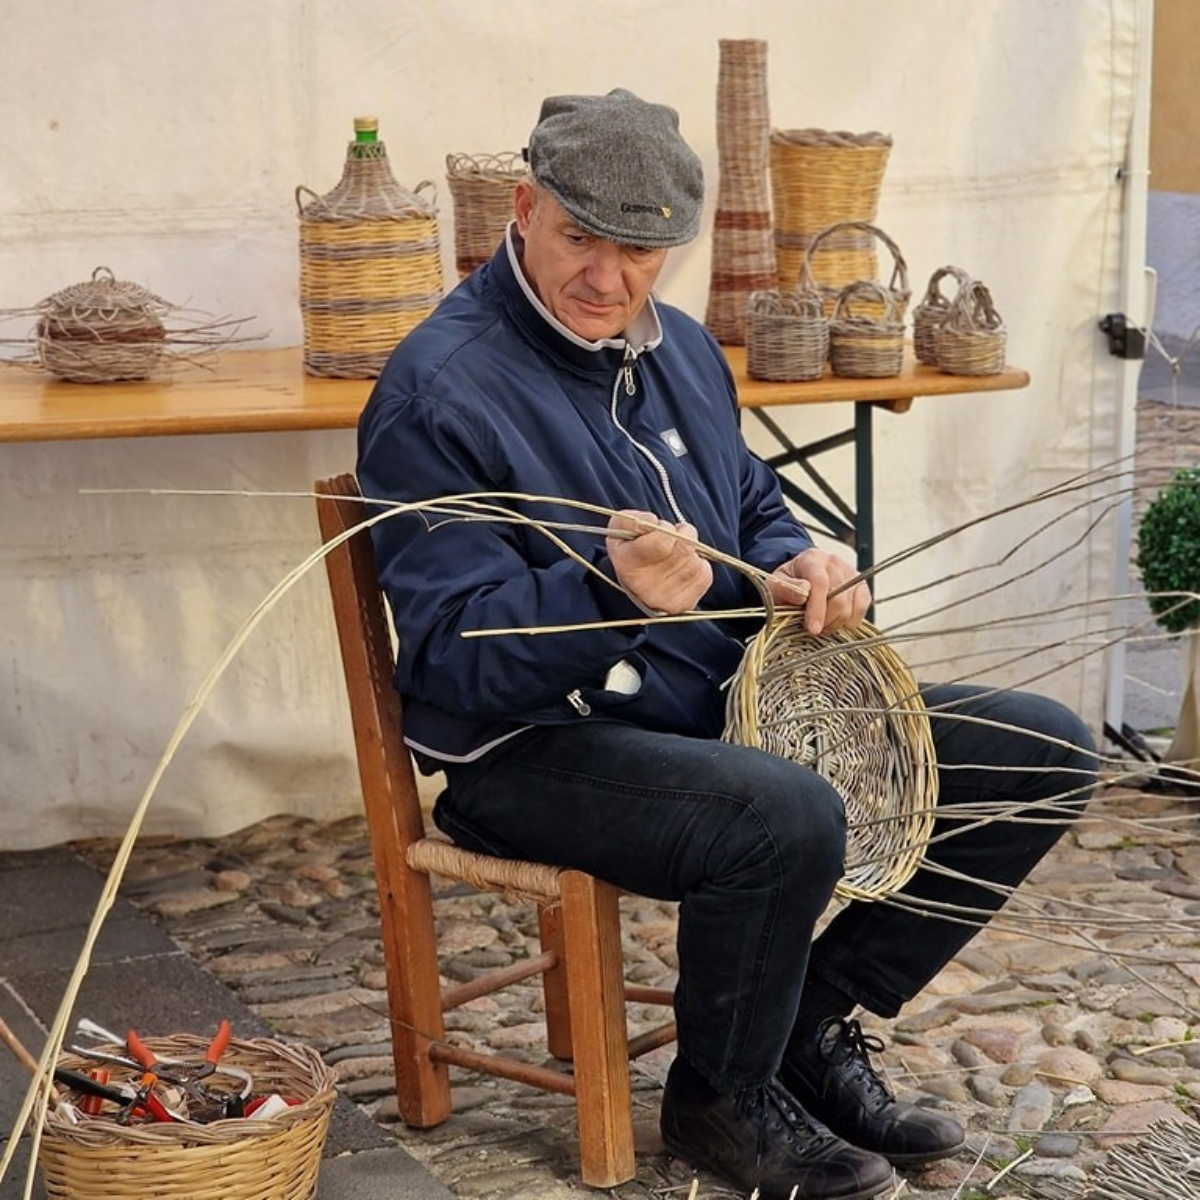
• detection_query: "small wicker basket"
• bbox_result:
[39,1034,336,1200]
[912,265,971,366]
[445,152,528,280]
[936,279,1007,376]
[829,280,906,379]
[745,289,829,382]
[297,118,444,379]
[799,219,910,322]
[724,613,937,901]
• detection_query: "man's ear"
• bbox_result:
[514,180,536,236]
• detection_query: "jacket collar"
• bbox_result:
[492,223,663,375]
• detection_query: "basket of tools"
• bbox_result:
[828,279,906,379]
[39,1029,337,1200]
[936,278,1007,376]
[912,265,972,366]
[745,288,829,381]
[799,219,910,322]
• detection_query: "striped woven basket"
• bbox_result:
[705,38,777,345]
[769,129,892,293]
[913,265,972,366]
[829,280,906,379]
[40,1035,336,1200]
[297,132,444,379]
[745,288,829,381]
[724,612,937,901]
[936,279,1007,376]
[445,152,528,280]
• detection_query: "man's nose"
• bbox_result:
[583,243,625,293]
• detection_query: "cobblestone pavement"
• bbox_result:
[74,772,1200,1200]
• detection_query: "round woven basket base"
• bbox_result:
[39,1035,336,1200]
[724,615,937,901]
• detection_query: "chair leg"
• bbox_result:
[559,870,636,1188]
[538,902,575,1061]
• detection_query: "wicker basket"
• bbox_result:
[912,265,971,366]
[39,1035,336,1200]
[829,280,906,379]
[936,279,1007,376]
[770,130,893,293]
[799,220,910,322]
[745,289,829,381]
[297,120,444,379]
[445,152,528,280]
[705,38,778,345]
[724,613,937,901]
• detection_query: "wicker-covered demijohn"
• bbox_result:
[829,279,906,379]
[39,1033,336,1200]
[445,152,528,281]
[745,288,829,382]
[912,265,972,366]
[770,129,893,294]
[297,117,444,379]
[936,278,1007,376]
[724,613,937,901]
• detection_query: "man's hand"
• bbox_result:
[607,511,713,615]
[767,547,871,634]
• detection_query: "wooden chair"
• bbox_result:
[314,473,676,1188]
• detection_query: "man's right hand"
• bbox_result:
[606,510,713,615]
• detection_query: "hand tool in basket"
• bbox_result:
[52,1066,184,1124]
[126,1019,249,1118]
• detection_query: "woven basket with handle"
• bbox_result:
[799,219,910,323]
[745,288,829,381]
[936,279,1007,376]
[39,1034,336,1200]
[445,152,527,280]
[829,279,906,379]
[770,129,892,293]
[912,265,972,366]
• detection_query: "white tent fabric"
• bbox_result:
[1,1,1145,848]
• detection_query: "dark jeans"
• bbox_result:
[436,683,1097,1094]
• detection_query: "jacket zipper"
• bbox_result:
[567,689,592,716]
[610,346,687,525]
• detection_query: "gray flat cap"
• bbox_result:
[526,88,704,248]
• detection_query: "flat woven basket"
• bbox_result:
[39,1034,336,1200]
[799,219,910,322]
[745,288,829,381]
[829,279,906,379]
[769,129,893,293]
[912,265,971,366]
[936,279,1007,376]
[445,152,528,280]
[724,613,937,901]
[297,138,443,379]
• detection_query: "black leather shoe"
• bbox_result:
[780,1016,966,1167]
[660,1060,894,1200]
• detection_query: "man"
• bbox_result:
[358,88,1097,1200]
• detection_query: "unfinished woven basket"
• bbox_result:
[770,129,893,293]
[445,152,528,280]
[936,279,1007,376]
[40,1034,336,1200]
[800,219,910,322]
[829,280,906,379]
[705,38,778,345]
[745,289,829,381]
[724,613,937,901]
[297,119,443,379]
[912,265,972,366]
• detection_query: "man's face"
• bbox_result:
[514,182,668,342]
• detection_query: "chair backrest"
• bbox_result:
[314,473,428,854]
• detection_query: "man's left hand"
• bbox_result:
[767,548,872,634]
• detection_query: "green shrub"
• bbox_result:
[1137,465,1200,634]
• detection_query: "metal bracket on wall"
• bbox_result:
[1099,312,1147,359]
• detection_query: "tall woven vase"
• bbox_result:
[770,129,892,294]
[297,118,444,379]
[704,38,777,346]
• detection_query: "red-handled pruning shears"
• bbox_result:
[126,1018,232,1105]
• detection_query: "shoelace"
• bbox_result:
[740,1077,843,1163]
[820,1017,896,1112]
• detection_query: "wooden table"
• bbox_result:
[0,345,1029,572]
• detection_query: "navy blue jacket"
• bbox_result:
[357,232,813,767]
